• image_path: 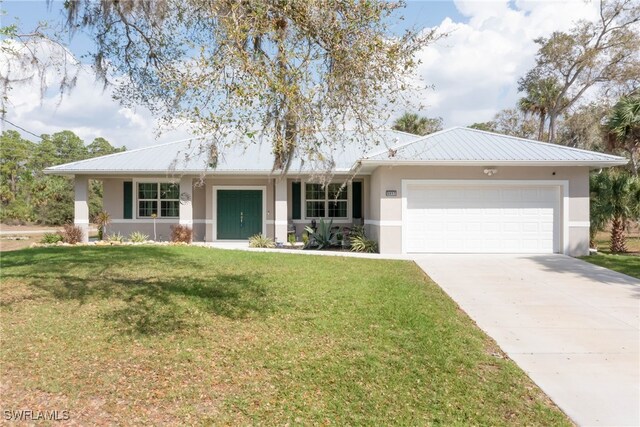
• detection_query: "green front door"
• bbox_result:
[217,190,263,239]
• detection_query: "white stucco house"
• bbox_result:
[45,127,627,256]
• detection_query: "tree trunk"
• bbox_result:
[610,217,627,253]
[537,112,546,141]
[547,112,556,143]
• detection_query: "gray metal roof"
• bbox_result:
[46,126,627,175]
[363,127,628,166]
[45,129,417,175]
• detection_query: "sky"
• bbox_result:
[1,0,601,149]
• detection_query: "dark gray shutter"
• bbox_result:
[352,181,362,219]
[292,182,301,220]
[123,181,133,219]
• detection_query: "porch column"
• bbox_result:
[179,176,193,227]
[74,175,89,243]
[275,177,288,242]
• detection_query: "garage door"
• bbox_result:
[404,184,560,253]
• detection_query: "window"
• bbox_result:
[137,182,180,218]
[305,183,348,218]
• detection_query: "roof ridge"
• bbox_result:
[364,127,456,159]
[45,136,207,170]
[460,126,626,160]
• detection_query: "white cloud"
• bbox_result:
[409,0,600,126]
[4,63,192,149]
[3,1,603,145]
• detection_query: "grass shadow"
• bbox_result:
[1,247,272,335]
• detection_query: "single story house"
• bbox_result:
[45,127,627,256]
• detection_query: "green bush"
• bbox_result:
[304,218,335,249]
[248,234,276,248]
[129,231,149,243]
[107,232,124,243]
[350,234,378,253]
[40,233,63,244]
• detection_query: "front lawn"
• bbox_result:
[0,246,569,425]
[581,253,640,279]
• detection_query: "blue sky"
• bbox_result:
[2,0,599,148]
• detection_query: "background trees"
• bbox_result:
[518,0,640,143]
[392,113,443,136]
[605,95,640,175]
[0,130,124,225]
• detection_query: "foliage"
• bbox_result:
[64,1,437,171]
[350,231,378,253]
[287,233,296,246]
[40,233,63,244]
[304,218,335,249]
[0,130,123,225]
[106,232,125,243]
[517,77,563,141]
[129,231,149,243]
[518,0,640,142]
[556,102,609,151]
[392,113,443,136]
[248,233,276,248]
[94,211,111,240]
[590,169,640,252]
[170,224,193,244]
[470,109,537,139]
[302,231,309,246]
[605,94,640,175]
[61,223,84,244]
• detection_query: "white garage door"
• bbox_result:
[404,184,560,253]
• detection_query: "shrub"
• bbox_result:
[62,223,84,244]
[107,232,125,243]
[287,233,297,245]
[304,218,335,249]
[248,233,275,248]
[94,211,111,240]
[350,234,378,253]
[129,231,149,243]
[171,224,193,243]
[40,233,63,244]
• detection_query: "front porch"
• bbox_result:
[73,175,366,244]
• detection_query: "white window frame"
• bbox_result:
[134,178,180,219]
[303,181,351,220]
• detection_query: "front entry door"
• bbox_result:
[217,190,263,239]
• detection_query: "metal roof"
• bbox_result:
[45,129,416,175]
[362,127,628,167]
[46,127,627,175]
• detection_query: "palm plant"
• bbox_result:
[590,170,640,253]
[605,95,640,176]
[392,113,443,136]
[518,77,562,141]
[94,211,111,240]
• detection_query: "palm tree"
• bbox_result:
[392,113,443,136]
[590,170,640,253]
[605,95,640,176]
[518,77,562,141]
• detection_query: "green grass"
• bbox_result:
[0,246,569,425]
[581,253,640,279]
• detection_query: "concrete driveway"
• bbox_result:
[413,254,640,427]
